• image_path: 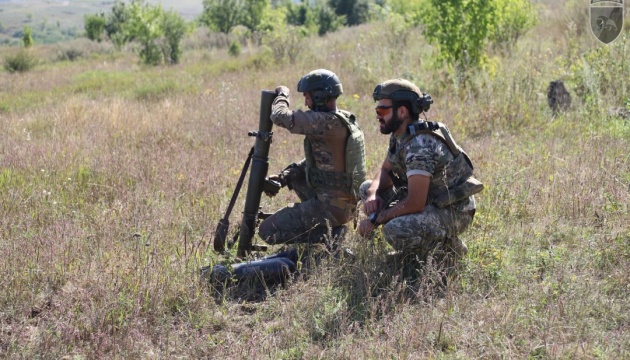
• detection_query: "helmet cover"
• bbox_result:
[373,79,432,114]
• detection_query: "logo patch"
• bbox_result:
[590,0,624,44]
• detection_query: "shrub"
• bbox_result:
[199,0,244,34]
[3,50,38,73]
[56,48,84,62]
[228,40,241,57]
[161,10,188,64]
[22,25,33,47]
[489,0,538,53]
[85,13,107,42]
[317,5,345,36]
[105,0,131,49]
[261,24,307,64]
[329,0,371,26]
[422,0,496,70]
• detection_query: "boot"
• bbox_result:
[446,236,468,258]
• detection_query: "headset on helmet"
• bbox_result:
[297,69,343,108]
[372,79,433,114]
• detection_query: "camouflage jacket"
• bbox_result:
[270,94,359,206]
[386,122,476,212]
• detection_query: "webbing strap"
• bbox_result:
[405,121,460,157]
[406,121,440,134]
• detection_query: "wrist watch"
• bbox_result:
[369,212,379,225]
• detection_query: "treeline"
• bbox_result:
[6,0,537,71]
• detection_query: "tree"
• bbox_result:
[125,0,166,65]
[328,0,370,26]
[393,0,537,71]
[242,0,269,31]
[422,0,496,70]
[285,1,314,27]
[317,5,344,36]
[22,26,33,48]
[199,0,244,34]
[87,0,188,65]
[105,0,131,48]
[84,13,107,42]
[161,10,188,64]
[283,0,343,36]
[489,0,537,53]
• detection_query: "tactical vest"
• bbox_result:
[403,121,484,207]
[304,110,367,196]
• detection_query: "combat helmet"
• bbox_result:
[297,69,343,108]
[372,79,433,114]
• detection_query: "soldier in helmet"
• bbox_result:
[359,79,483,261]
[258,69,367,248]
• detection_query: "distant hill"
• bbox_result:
[0,0,203,45]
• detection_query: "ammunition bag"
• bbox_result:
[433,176,484,208]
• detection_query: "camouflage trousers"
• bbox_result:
[359,180,473,256]
[257,198,343,245]
[258,168,347,245]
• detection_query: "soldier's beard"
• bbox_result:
[380,112,403,135]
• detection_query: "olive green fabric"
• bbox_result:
[304,110,367,197]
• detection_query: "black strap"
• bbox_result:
[223,147,254,219]
[406,121,440,134]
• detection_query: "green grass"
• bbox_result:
[0,1,629,358]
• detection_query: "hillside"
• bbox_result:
[0,0,202,45]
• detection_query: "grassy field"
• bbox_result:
[1,0,629,358]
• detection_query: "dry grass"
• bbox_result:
[1,1,629,358]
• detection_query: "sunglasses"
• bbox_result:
[375,105,393,117]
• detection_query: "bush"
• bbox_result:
[329,0,371,26]
[489,0,538,53]
[261,24,307,64]
[22,25,33,47]
[85,13,107,42]
[199,0,244,34]
[3,50,38,73]
[161,10,188,64]
[317,5,345,36]
[56,48,84,62]
[422,0,496,70]
[228,40,241,57]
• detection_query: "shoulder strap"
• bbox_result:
[404,121,460,157]
[332,109,356,126]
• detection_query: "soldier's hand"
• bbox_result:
[275,86,290,97]
[363,195,382,215]
[263,175,283,197]
[358,219,376,237]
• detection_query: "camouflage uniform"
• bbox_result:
[258,94,362,245]
[360,122,476,255]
